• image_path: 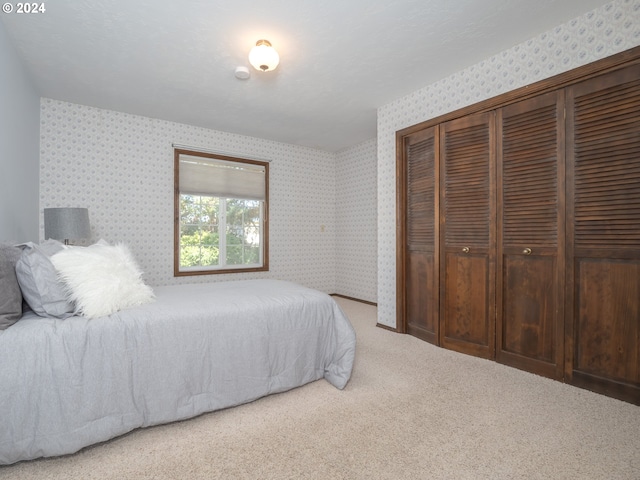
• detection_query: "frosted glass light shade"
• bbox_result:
[249,40,279,72]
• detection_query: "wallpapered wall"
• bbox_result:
[336,138,378,303]
[376,0,640,328]
[40,99,348,293]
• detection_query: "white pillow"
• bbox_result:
[51,242,154,319]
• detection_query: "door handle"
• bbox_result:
[462,246,470,253]
[523,247,532,255]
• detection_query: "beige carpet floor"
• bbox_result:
[1,297,639,480]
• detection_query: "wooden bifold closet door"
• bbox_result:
[403,126,439,344]
[398,51,640,404]
[439,112,496,359]
[565,63,640,403]
[495,91,565,380]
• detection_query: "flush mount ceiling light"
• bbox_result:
[249,39,279,72]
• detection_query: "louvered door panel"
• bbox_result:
[566,63,640,404]
[496,92,564,379]
[405,127,439,343]
[440,112,496,358]
[408,136,435,246]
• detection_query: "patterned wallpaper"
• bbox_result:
[376,0,640,328]
[39,100,340,293]
[336,138,378,303]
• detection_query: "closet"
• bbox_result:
[397,48,640,405]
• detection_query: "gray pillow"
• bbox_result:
[15,240,75,319]
[0,243,23,330]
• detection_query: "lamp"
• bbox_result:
[44,208,90,245]
[249,39,279,72]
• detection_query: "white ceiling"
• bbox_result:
[2,0,610,152]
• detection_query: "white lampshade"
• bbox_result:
[249,39,279,72]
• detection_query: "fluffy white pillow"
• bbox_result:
[51,242,154,319]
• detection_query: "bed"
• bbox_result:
[0,244,356,465]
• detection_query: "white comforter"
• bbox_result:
[0,280,356,465]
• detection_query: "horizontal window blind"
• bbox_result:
[179,154,266,200]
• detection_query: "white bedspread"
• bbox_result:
[0,279,356,464]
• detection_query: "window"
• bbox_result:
[174,149,269,276]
